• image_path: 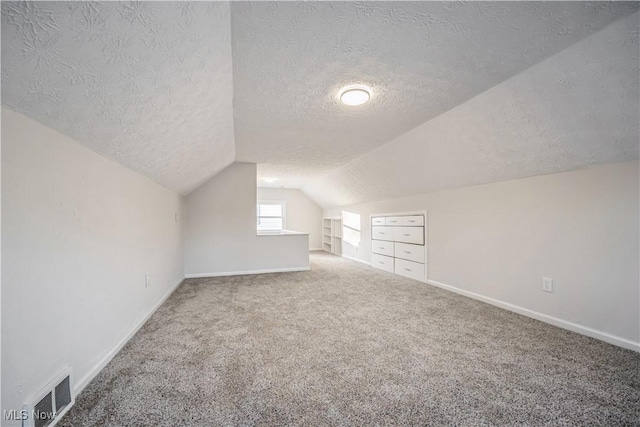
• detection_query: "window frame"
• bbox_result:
[257,200,287,231]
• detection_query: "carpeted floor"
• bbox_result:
[60,252,640,426]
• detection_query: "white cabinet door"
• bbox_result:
[371,253,394,273]
[394,242,425,264]
[372,240,394,257]
[395,258,425,282]
[372,226,393,241]
[394,226,424,245]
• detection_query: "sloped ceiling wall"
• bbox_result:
[1,2,235,194]
[231,1,639,190]
[303,12,640,208]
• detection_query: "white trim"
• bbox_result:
[309,247,324,251]
[257,230,308,236]
[426,279,640,353]
[185,266,310,278]
[341,254,371,266]
[73,277,184,395]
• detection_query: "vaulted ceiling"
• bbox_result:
[2,1,638,207]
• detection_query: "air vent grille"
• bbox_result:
[23,367,74,427]
[33,392,52,427]
[54,376,71,413]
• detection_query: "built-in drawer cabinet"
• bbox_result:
[394,258,425,282]
[371,253,394,273]
[372,226,394,241]
[370,213,427,282]
[394,242,425,264]
[372,240,394,257]
[394,226,424,245]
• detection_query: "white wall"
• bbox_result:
[257,188,322,250]
[184,163,309,276]
[325,162,639,350]
[1,107,186,424]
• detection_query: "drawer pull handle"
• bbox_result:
[409,220,415,223]
[380,232,385,235]
[403,233,410,236]
[404,268,412,272]
[378,261,384,264]
[404,251,411,254]
[390,220,396,223]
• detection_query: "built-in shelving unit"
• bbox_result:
[322,218,332,252]
[322,217,342,255]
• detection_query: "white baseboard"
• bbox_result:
[73,277,184,395]
[341,254,371,266]
[309,247,324,251]
[426,279,639,353]
[185,266,310,279]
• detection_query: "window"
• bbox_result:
[257,201,286,231]
[342,211,361,248]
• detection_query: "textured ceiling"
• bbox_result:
[1,1,235,194]
[2,2,638,202]
[231,1,639,189]
[303,12,640,208]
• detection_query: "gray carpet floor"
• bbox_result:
[60,252,640,426]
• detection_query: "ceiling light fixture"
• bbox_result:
[339,85,371,106]
[262,178,277,183]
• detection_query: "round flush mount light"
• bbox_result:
[339,85,371,106]
[262,178,277,183]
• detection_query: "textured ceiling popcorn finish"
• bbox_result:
[303,12,640,208]
[2,1,235,194]
[231,1,638,189]
[2,1,639,205]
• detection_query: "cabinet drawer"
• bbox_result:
[394,242,425,264]
[400,215,424,226]
[372,226,393,241]
[371,217,386,226]
[394,226,424,244]
[372,240,394,257]
[385,215,424,226]
[385,216,403,226]
[371,253,394,273]
[395,258,425,282]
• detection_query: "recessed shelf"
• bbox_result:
[322,217,342,255]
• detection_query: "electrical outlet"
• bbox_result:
[542,277,553,293]
[145,274,151,288]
